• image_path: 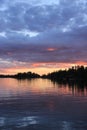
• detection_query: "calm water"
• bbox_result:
[0,78,87,130]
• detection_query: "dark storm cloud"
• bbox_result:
[0,0,87,66]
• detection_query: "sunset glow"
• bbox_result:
[0,0,87,75]
[47,48,57,52]
[1,62,87,75]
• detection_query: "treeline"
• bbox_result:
[1,66,87,81]
[0,72,40,79]
[42,66,87,82]
[14,72,40,79]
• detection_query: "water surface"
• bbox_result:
[0,78,87,130]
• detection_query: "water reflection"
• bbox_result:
[17,116,39,127]
[52,79,87,96]
[0,78,87,129]
[0,78,87,99]
[0,116,87,130]
[0,117,5,127]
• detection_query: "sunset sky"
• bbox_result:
[0,0,87,75]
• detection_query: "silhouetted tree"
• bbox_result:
[42,66,87,83]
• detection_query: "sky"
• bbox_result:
[0,0,87,75]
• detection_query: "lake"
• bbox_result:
[0,78,87,130]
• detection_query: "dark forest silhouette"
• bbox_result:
[0,66,87,83]
[42,66,87,83]
[41,66,87,95]
[0,72,40,79]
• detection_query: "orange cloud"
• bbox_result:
[0,61,87,76]
[47,48,57,52]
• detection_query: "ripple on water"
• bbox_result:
[0,117,5,127]
[16,116,39,128]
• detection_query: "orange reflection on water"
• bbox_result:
[0,78,87,98]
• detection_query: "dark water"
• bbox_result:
[0,78,87,130]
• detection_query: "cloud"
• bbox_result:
[0,0,87,74]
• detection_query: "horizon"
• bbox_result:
[0,65,87,76]
[0,0,87,74]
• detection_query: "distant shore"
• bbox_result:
[41,66,87,84]
[0,66,87,83]
[0,72,40,79]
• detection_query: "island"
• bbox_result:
[0,72,40,79]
